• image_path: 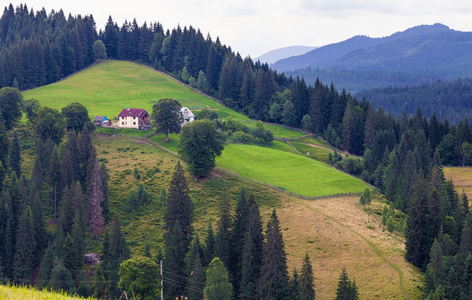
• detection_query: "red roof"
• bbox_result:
[117,108,150,118]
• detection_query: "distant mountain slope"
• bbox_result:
[274,24,472,92]
[356,78,472,122]
[255,45,316,64]
[272,23,457,71]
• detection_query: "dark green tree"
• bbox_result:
[152,98,183,142]
[298,252,315,300]
[37,242,55,289]
[185,235,206,300]
[204,257,233,300]
[230,188,249,291]
[61,102,94,133]
[48,258,74,294]
[178,119,224,178]
[405,171,431,269]
[34,106,65,144]
[204,221,216,268]
[0,119,9,169]
[165,221,187,299]
[289,269,299,300]
[259,209,289,300]
[13,206,36,285]
[215,188,232,268]
[240,197,264,300]
[165,161,193,250]
[8,131,20,178]
[0,87,23,130]
[335,267,350,300]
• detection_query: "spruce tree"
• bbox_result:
[13,206,36,285]
[0,118,9,169]
[204,221,216,268]
[48,257,75,294]
[186,235,206,300]
[405,171,431,269]
[165,161,193,250]
[335,267,350,300]
[240,198,264,300]
[259,209,289,300]
[37,242,55,289]
[99,162,109,223]
[8,131,20,177]
[298,252,315,300]
[88,158,105,239]
[215,188,232,268]
[164,221,187,299]
[230,187,249,290]
[289,269,299,300]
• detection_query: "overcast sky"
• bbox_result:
[7,0,472,58]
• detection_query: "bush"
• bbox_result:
[229,131,255,144]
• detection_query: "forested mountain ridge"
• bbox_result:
[271,23,456,71]
[357,78,472,122]
[274,24,472,93]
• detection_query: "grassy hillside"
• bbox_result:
[22,60,250,122]
[0,285,89,300]
[91,135,420,299]
[216,144,369,196]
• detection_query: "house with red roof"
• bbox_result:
[117,108,151,130]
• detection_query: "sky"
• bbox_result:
[6,0,472,58]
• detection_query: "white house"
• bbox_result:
[117,108,151,130]
[180,107,195,123]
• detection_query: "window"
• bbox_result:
[122,122,124,125]
[133,122,136,125]
[133,117,136,119]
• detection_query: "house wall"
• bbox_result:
[118,116,141,129]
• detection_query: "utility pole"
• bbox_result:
[161,260,163,300]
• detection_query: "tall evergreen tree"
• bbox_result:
[259,209,289,300]
[405,171,431,269]
[298,252,315,300]
[204,221,216,268]
[88,158,105,239]
[230,188,249,292]
[165,161,193,250]
[240,196,264,300]
[13,206,36,285]
[164,221,187,299]
[215,188,232,268]
[8,131,20,177]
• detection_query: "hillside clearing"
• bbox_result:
[444,167,472,199]
[275,195,423,299]
[215,143,370,197]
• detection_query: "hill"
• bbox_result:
[255,45,317,64]
[22,60,249,122]
[272,24,472,92]
[0,284,88,299]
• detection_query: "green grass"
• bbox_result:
[215,144,370,196]
[22,60,250,121]
[0,284,89,299]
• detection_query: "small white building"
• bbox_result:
[180,107,195,123]
[117,108,151,130]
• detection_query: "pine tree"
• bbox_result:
[91,266,107,299]
[335,267,350,300]
[103,216,131,299]
[230,188,249,292]
[0,117,10,169]
[99,162,109,223]
[215,188,232,268]
[186,235,206,300]
[289,269,299,300]
[37,242,55,289]
[13,206,36,285]
[165,221,187,299]
[8,131,20,177]
[165,162,193,250]
[259,209,289,299]
[88,158,105,239]
[405,171,431,269]
[204,221,216,268]
[48,257,74,294]
[298,252,315,300]
[240,197,264,300]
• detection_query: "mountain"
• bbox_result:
[272,23,456,71]
[255,45,317,64]
[272,24,472,92]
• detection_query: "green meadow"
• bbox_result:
[22,60,250,121]
[216,144,369,196]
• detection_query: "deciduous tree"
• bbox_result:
[151,98,183,142]
[178,119,224,178]
[0,87,23,130]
